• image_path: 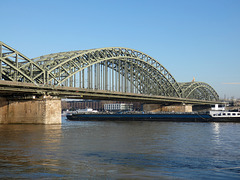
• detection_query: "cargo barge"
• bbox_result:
[66,112,240,122]
[66,104,240,122]
[67,113,212,122]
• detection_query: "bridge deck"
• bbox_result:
[0,80,219,105]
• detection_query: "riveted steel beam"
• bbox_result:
[0,42,219,102]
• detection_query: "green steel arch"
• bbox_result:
[0,41,44,83]
[0,41,219,101]
[179,82,219,101]
[32,47,182,97]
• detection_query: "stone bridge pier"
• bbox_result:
[0,96,61,124]
[143,104,193,113]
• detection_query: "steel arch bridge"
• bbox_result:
[0,41,219,101]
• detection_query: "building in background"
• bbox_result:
[104,103,133,112]
[62,99,142,112]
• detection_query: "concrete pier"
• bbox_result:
[143,104,192,112]
[0,96,61,124]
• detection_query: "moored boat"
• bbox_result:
[67,112,212,122]
[209,104,240,122]
[66,104,240,122]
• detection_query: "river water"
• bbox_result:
[1,117,240,179]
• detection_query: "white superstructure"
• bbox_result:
[210,104,240,118]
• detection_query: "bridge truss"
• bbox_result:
[0,41,219,101]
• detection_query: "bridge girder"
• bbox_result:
[0,41,44,84]
[0,42,219,101]
[33,47,182,98]
[179,82,219,101]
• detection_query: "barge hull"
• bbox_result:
[66,113,240,122]
[67,114,216,122]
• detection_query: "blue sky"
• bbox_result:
[1,0,240,99]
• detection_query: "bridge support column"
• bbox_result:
[0,96,61,124]
[143,104,192,112]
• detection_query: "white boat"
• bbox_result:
[210,104,240,122]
